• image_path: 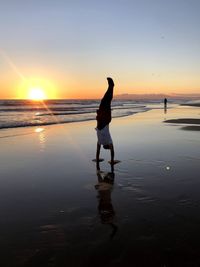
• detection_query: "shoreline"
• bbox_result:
[0,101,180,131]
[0,104,199,137]
[0,104,200,141]
[0,106,152,134]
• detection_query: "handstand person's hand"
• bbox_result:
[107,77,114,87]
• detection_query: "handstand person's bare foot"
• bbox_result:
[107,77,114,87]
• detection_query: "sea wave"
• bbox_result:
[0,99,151,130]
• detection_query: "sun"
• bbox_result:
[28,88,47,101]
[17,77,57,99]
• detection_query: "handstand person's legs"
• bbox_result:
[99,77,114,110]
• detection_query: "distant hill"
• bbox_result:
[114,93,200,100]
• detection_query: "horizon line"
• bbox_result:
[1,92,200,101]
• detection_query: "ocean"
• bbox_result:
[0,99,178,130]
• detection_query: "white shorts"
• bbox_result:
[96,125,113,146]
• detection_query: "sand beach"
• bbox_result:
[0,105,200,267]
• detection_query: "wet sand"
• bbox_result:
[165,118,200,124]
[181,103,200,107]
[164,106,200,131]
[0,105,200,267]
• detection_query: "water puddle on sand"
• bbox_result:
[180,156,200,161]
[177,198,193,206]
[129,158,170,167]
[136,196,157,203]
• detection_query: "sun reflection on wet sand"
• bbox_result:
[35,127,46,152]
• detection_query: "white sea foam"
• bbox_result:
[0,99,167,130]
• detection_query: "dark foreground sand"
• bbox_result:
[0,105,200,267]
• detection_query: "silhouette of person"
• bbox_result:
[95,163,118,239]
[164,98,168,114]
[96,77,115,163]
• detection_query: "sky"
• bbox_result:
[0,0,200,99]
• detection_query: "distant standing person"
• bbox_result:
[164,98,168,114]
[164,98,167,109]
[96,77,115,164]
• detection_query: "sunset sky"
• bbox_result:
[0,0,200,99]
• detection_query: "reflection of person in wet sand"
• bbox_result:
[95,164,118,239]
[96,77,115,164]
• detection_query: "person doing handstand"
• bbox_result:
[96,77,115,164]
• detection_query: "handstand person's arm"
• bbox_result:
[99,77,114,110]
